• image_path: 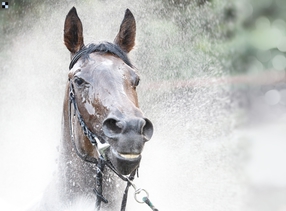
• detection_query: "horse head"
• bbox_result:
[63,7,153,175]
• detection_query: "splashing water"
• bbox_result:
[1,0,285,211]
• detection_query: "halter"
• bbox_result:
[67,49,159,211]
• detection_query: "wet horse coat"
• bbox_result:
[36,7,153,211]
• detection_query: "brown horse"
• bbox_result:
[35,7,154,211]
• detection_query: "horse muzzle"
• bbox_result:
[102,116,153,175]
[108,147,142,175]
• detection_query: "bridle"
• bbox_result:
[67,48,159,211]
[69,80,137,211]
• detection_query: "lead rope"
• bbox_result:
[120,169,136,211]
[124,176,159,211]
[69,80,159,211]
[104,160,159,211]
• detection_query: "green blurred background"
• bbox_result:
[1,0,286,76]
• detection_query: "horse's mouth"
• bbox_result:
[118,153,140,159]
[113,149,141,162]
[108,148,142,175]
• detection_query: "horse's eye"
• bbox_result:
[74,77,85,86]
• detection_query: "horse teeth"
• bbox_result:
[119,153,139,159]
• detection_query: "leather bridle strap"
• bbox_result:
[68,81,99,164]
[68,79,137,211]
[69,46,88,70]
[69,81,106,145]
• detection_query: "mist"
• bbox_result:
[0,0,285,210]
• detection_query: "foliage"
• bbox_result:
[228,0,286,74]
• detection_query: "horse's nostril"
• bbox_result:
[103,118,124,138]
[142,118,153,141]
[103,116,153,140]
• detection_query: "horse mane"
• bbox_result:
[69,42,133,70]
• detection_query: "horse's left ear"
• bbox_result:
[114,9,136,53]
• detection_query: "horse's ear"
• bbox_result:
[64,7,84,54]
[114,9,136,53]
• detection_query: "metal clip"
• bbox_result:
[92,136,110,159]
[124,177,158,210]
[134,188,149,204]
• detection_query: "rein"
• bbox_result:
[68,80,158,211]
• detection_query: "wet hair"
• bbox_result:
[69,42,133,70]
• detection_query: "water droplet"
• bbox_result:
[277,37,286,52]
[272,54,286,70]
[264,89,281,105]
[255,16,270,29]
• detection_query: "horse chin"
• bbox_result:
[108,148,141,175]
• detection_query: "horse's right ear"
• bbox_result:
[64,7,84,54]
